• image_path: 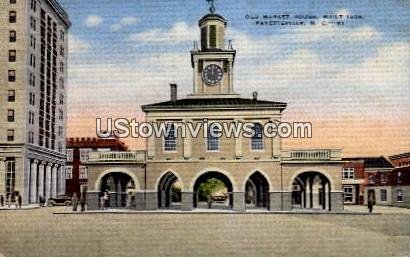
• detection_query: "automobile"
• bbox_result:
[212,195,227,202]
[47,195,72,206]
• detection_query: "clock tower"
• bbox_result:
[189,10,238,98]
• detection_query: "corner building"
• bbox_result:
[0,0,70,204]
[86,11,344,212]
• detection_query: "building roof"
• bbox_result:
[389,152,410,161]
[67,137,128,150]
[343,156,394,169]
[141,97,287,112]
[198,13,227,25]
[46,0,71,27]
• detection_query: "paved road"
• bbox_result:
[0,207,409,257]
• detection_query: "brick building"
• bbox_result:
[341,158,366,205]
[65,137,128,197]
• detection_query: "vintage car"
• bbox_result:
[47,195,72,206]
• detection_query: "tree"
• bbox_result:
[198,178,226,201]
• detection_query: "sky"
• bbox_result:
[58,0,410,157]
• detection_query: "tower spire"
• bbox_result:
[206,0,216,13]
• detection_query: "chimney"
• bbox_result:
[170,83,177,102]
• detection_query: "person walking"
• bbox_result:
[368,191,375,213]
[80,194,86,212]
[71,193,78,212]
[7,194,11,208]
[17,194,22,208]
[207,194,213,209]
[0,195,4,207]
[103,191,109,210]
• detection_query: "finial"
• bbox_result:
[206,0,216,13]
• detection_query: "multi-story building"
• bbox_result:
[86,9,344,212]
[341,158,366,205]
[0,0,70,204]
[388,152,410,207]
[65,137,128,197]
[389,152,410,168]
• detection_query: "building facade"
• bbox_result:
[0,0,70,204]
[341,158,366,205]
[65,137,128,197]
[86,10,344,212]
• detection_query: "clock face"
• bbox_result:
[202,64,223,85]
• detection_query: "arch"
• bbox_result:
[244,171,270,209]
[192,170,234,209]
[157,171,182,209]
[189,167,237,192]
[155,169,184,192]
[288,168,334,192]
[95,168,140,192]
[242,169,272,191]
[290,170,332,211]
[99,172,136,208]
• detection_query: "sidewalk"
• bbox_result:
[0,204,40,211]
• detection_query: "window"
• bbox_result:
[30,35,36,49]
[9,11,16,23]
[60,62,64,73]
[380,189,387,201]
[7,109,15,122]
[9,50,16,62]
[60,46,64,56]
[60,78,64,89]
[79,166,88,179]
[30,16,36,30]
[30,73,36,87]
[10,30,16,42]
[342,168,355,179]
[59,94,64,105]
[343,186,353,203]
[10,0,16,4]
[368,174,375,184]
[209,25,216,48]
[5,158,16,197]
[201,27,207,50]
[164,124,176,151]
[30,0,37,11]
[65,166,73,179]
[60,30,65,41]
[397,171,402,183]
[251,123,264,150]
[8,90,15,102]
[380,173,387,184]
[58,126,63,137]
[29,92,35,105]
[397,190,403,202]
[58,109,64,120]
[7,130,15,141]
[207,124,220,151]
[58,142,62,153]
[66,149,73,162]
[30,54,35,67]
[28,131,34,144]
[8,70,16,82]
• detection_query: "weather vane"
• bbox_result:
[206,0,216,13]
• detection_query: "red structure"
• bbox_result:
[65,137,128,197]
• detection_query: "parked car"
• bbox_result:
[47,195,72,206]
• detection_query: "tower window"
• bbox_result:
[9,50,16,62]
[10,0,16,4]
[223,61,228,73]
[209,25,217,48]
[201,27,207,50]
[10,30,16,42]
[164,124,177,151]
[7,130,15,141]
[198,60,203,72]
[9,11,16,23]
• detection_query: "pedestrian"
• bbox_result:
[71,193,78,212]
[368,191,375,213]
[0,195,4,207]
[103,191,109,210]
[39,195,44,207]
[207,194,213,209]
[17,194,22,208]
[7,194,11,208]
[99,195,105,210]
[80,194,86,212]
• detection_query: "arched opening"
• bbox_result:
[245,171,269,209]
[100,172,135,208]
[157,171,182,209]
[193,171,233,210]
[292,171,331,211]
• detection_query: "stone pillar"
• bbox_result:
[51,165,58,197]
[270,119,281,159]
[145,191,158,210]
[234,120,243,159]
[181,191,193,211]
[147,120,155,159]
[0,157,6,196]
[229,60,233,93]
[183,120,192,159]
[38,161,46,201]
[134,191,147,210]
[45,163,52,200]
[59,166,66,196]
[232,192,245,212]
[330,191,344,212]
[30,160,38,203]
[22,158,31,205]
